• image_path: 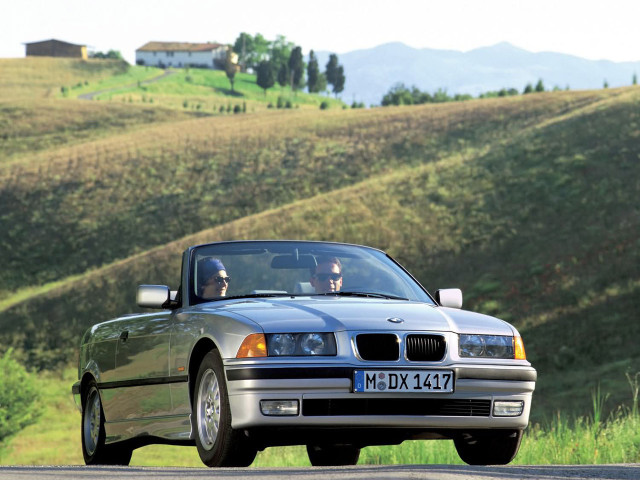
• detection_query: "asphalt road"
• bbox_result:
[0,464,639,480]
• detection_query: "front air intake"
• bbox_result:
[406,334,446,361]
[355,334,399,361]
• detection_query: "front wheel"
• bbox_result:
[193,350,257,467]
[81,382,132,465]
[454,429,523,465]
[306,444,361,466]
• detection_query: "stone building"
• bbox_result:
[135,41,234,69]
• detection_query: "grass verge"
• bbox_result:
[2,371,638,466]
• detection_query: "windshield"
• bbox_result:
[189,241,434,305]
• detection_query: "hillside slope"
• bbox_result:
[0,89,612,299]
[1,86,638,420]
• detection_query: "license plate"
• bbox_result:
[353,370,454,393]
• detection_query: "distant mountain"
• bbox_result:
[316,42,640,106]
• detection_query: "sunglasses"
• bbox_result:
[314,273,342,282]
[214,276,231,284]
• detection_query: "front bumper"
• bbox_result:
[225,364,536,433]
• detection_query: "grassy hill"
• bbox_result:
[0,58,639,423]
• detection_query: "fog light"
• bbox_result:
[260,400,299,416]
[493,400,524,417]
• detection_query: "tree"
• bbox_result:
[257,60,275,95]
[270,35,294,83]
[332,65,345,97]
[316,73,328,94]
[89,49,123,60]
[325,54,339,87]
[225,47,237,93]
[0,349,41,443]
[325,54,346,97]
[233,32,253,71]
[634,73,638,85]
[233,32,270,71]
[381,83,414,106]
[277,63,289,87]
[535,79,545,92]
[307,50,320,93]
[523,83,534,94]
[603,79,609,89]
[288,46,304,92]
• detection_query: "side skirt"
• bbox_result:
[105,414,193,446]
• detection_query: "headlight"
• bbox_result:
[459,334,515,359]
[266,333,337,356]
[268,333,296,356]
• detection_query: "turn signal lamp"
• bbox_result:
[514,336,526,360]
[237,333,267,358]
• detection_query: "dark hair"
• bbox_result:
[311,256,342,276]
[197,258,226,288]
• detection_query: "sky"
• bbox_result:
[3,0,640,64]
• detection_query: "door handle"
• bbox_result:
[119,331,129,342]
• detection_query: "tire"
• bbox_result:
[306,444,361,466]
[81,382,132,465]
[454,429,523,465]
[193,351,257,467]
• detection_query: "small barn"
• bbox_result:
[135,41,233,69]
[25,39,88,59]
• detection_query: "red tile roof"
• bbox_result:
[136,42,226,52]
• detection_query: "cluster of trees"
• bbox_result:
[381,83,473,106]
[89,50,123,60]
[381,79,563,106]
[232,33,345,97]
[383,73,640,107]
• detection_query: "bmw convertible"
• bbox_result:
[72,240,536,466]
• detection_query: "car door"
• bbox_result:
[100,312,173,422]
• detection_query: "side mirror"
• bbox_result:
[137,285,171,309]
[435,288,463,309]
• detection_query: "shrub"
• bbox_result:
[233,104,242,114]
[0,349,41,443]
[320,101,329,110]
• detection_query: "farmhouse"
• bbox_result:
[25,39,88,59]
[135,41,235,69]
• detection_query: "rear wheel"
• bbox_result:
[306,444,361,466]
[193,350,257,467]
[454,429,523,465]
[81,382,132,465]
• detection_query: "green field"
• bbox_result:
[1,370,638,465]
[0,57,639,465]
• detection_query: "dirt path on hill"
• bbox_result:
[78,69,177,100]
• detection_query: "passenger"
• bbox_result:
[198,258,230,298]
[310,257,343,294]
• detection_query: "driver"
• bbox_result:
[198,258,230,298]
[310,257,343,294]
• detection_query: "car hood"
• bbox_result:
[200,297,514,335]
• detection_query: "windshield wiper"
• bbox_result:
[315,291,409,301]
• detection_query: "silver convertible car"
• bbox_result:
[72,240,536,467]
